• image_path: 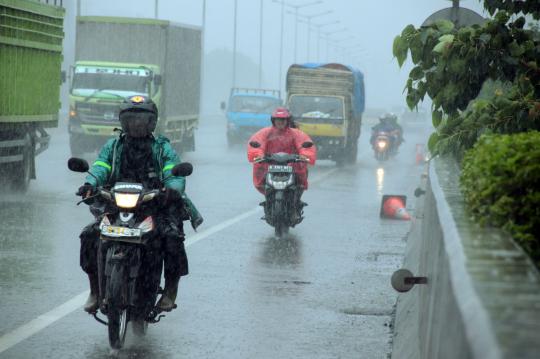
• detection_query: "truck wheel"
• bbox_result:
[346,141,358,164]
[226,132,235,148]
[10,136,33,192]
[69,135,85,157]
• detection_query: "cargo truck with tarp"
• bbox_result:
[0,0,65,191]
[286,63,365,164]
[69,16,201,155]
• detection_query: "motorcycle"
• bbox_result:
[68,157,192,350]
[251,142,312,237]
[371,130,400,161]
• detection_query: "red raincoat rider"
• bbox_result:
[247,107,317,194]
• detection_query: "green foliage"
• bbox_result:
[393,10,540,158]
[460,132,540,267]
[482,0,540,20]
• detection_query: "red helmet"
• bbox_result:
[271,107,292,126]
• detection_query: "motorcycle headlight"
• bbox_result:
[377,141,387,149]
[114,193,140,208]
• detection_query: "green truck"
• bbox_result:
[0,0,65,191]
[68,16,201,156]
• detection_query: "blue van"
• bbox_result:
[222,88,281,147]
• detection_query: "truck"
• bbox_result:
[286,63,365,164]
[69,16,201,155]
[0,0,65,191]
[221,88,281,147]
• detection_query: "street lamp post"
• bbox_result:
[154,0,158,19]
[200,0,206,114]
[311,20,339,62]
[272,0,321,89]
[258,0,264,87]
[322,27,347,61]
[232,0,238,88]
[288,1,322,63]
[301,10,332,61]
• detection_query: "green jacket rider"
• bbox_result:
[78,95,202,313]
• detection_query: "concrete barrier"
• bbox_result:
[392,157,540,359]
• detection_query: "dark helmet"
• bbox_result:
[271,107,292,127]
[119,95,158,137]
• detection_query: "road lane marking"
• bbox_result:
[0,166,339,353]
[0,291,89,353]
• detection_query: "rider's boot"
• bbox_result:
[157,276,180,312]
[84,273,99,313]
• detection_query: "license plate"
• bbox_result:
[268,165,293,173]
[101,225,141,238]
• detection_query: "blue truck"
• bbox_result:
[221,88,281,147]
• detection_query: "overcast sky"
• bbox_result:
[66,0,488,110]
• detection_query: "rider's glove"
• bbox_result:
[159,187,181,206]
[76,183,95,198]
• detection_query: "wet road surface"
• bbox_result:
[0,115,430,358]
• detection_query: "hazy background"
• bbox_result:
[60,0,487,115]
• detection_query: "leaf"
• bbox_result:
[433,19,455,34]
[432,110,443,127]
[392,35,408,67]
[410,34,424,64]
[409,66,424,81]
[479,33,491,44]
[427,132,440,154]
[433,34,455,54]
[401,24,416,39]
[508,40,525,57]
[406,90,419,110]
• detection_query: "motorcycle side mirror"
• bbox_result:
[172,162,193,177]
[301,141,314,148]
[68,157,89,173]
[249,141,261,148]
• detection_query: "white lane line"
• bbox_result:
[0,166,338,353]
[0,291,89,353]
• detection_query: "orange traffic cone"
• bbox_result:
[380,195,411,220]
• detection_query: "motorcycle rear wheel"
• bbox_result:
[132,319,148,337]
[108,308,128,349]
[275,223,289,237]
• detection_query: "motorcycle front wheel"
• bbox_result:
[273,199,289,237]
[108,308,128,349]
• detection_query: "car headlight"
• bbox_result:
[377,140,387,149]
[115,193,139,208]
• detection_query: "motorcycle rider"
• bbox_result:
[247,107,317,213]
[370,113,404,150]
[78,95,203,313]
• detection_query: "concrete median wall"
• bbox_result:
[392,157,540,359]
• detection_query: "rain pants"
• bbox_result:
[247,126,317,194]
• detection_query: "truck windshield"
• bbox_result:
[229,96,280,114]
[289,96,344,120]
[72,73,150,95]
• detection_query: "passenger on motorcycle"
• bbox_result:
[78,95,203,313]
[247,107,317,202]
[370,113,404,150]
